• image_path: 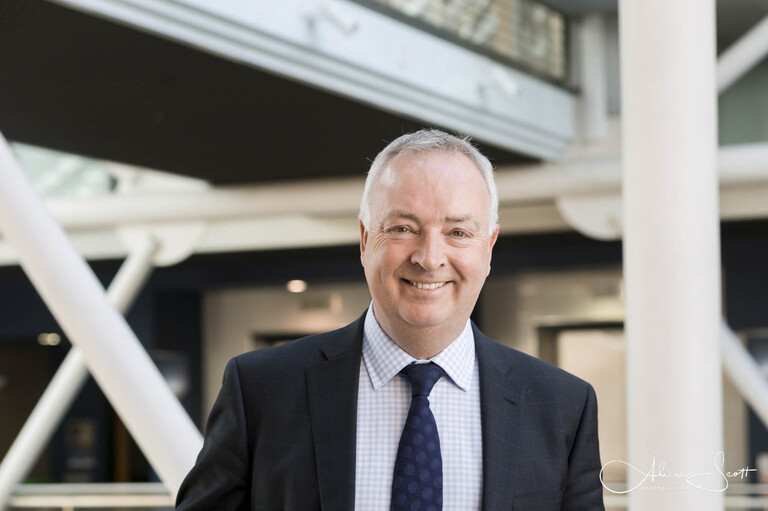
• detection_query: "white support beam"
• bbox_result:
[495,143,768,201]
[717,14,768,93]
[620,0,723,508]
[0,351,89,510]
[3,143,768,264]
[0,236,158,510]
[7,142,765,233]
[1,142,768,265]
[721,324,768,432]
[0,132,202,497]
[578,14,608,141]
[0,144,768,265]
[44,178,365,229]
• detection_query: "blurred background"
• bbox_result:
[1,0,768,509]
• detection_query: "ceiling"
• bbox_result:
[2,0,766,186]
[0,0,532,185]
[541,0,768,53]
[537,0,617,15]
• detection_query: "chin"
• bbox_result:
[398,309,450,329]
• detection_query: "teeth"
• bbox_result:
[409,281,446,290]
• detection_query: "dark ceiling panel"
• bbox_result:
[0,0,532,184]
[536,0,616,15]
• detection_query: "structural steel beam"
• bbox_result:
[0,132,202,497]
[0,236,159,509]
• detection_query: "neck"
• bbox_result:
[375,314,466,360]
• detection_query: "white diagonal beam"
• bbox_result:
[718,14,768,93]
[721,323,768,430]
[0,131,202,496]
[0,236,158,509]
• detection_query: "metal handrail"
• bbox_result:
[10,483,173,510]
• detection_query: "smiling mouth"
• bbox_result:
[407,280,447,290]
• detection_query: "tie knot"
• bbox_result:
[400,362,446,397]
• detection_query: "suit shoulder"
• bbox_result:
[229,317,363,374]
[233,330,327,363]
[477,332,594,393]
[229,330,331,374]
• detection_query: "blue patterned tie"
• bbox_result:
[391,362,446,511]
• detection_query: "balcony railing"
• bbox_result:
[355,0,568,83]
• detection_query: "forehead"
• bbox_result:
[371,151,490,220]
[378,150,484,187]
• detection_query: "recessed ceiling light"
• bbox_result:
[38,333,61,346]
[286,280,307,293]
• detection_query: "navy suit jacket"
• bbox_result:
[176,313,605,510]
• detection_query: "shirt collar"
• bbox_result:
[362,303,475,392]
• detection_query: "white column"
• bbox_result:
[579,14,608,140]
[619,1,723,509]
[0,133,202,496]
[0,237,158,510]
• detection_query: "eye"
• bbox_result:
[389,226,412,233]
[450,230,468,238]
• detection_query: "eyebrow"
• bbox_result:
[381,210,480,230]
[384,210,419,223]
[445,214,478,226]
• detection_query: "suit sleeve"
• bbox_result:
[562,383,605,511]
[176,358,251,511]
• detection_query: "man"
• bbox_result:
[176,130,604,510]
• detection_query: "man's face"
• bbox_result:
[360,151,499,340]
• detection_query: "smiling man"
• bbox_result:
[176,130,605,511]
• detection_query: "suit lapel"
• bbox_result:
[306,315,364,511]
[305,317,526,510]
[475,327,525,511]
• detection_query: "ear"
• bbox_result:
[485,224,500,276]
[359,220,369,266]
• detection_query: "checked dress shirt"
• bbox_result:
[354,305,483,510]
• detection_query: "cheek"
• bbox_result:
[362,236,386,267]
[457,248,492,280]
[370,241,411,270]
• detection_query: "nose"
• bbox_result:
[411,230,447,271]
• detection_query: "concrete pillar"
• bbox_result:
[579,13,608,140]
[619,0,723,508]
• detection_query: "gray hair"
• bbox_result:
[359,129,499,235]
